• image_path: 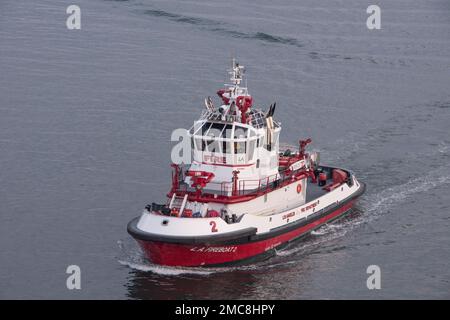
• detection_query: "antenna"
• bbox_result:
[229,59,244,86]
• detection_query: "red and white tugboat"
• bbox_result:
[128,60,365,267]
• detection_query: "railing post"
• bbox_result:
[232,170,240,197]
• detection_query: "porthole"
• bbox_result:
[162,220,169,226]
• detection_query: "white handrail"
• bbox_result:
[179,194,188,215]
[168,193,176,209]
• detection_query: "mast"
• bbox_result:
[229,58,244,87]
[214,59,255,124]
[225,59,252,123]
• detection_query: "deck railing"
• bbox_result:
[173,167,300,199]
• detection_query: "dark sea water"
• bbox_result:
[1,0,449,299]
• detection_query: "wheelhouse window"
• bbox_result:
[201,122,212,135]
[222,124,233,139]
[234,125,248,139]
[195,137,229,153]
[207,123,225,139]
[205,138,220,153]
[234,141,246,154]
[247,139,256,161]
[193,122,258,157]
[222,140,231,154]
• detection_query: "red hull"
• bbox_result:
[137,200,355,267]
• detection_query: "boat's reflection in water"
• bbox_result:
[125,268,259,300]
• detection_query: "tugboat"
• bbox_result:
[127,60,365,267]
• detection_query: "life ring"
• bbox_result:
[296,184,302,194]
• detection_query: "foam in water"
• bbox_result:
[311,229,328,236]
[118,259,214,276]
[363,170,450,216]
[276,166,450,258]
[117,240,216,275]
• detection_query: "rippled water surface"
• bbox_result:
[1,0,449,299]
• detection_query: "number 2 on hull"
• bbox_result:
[210,221,218,233]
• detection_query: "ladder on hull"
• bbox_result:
[169,194,188,215]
